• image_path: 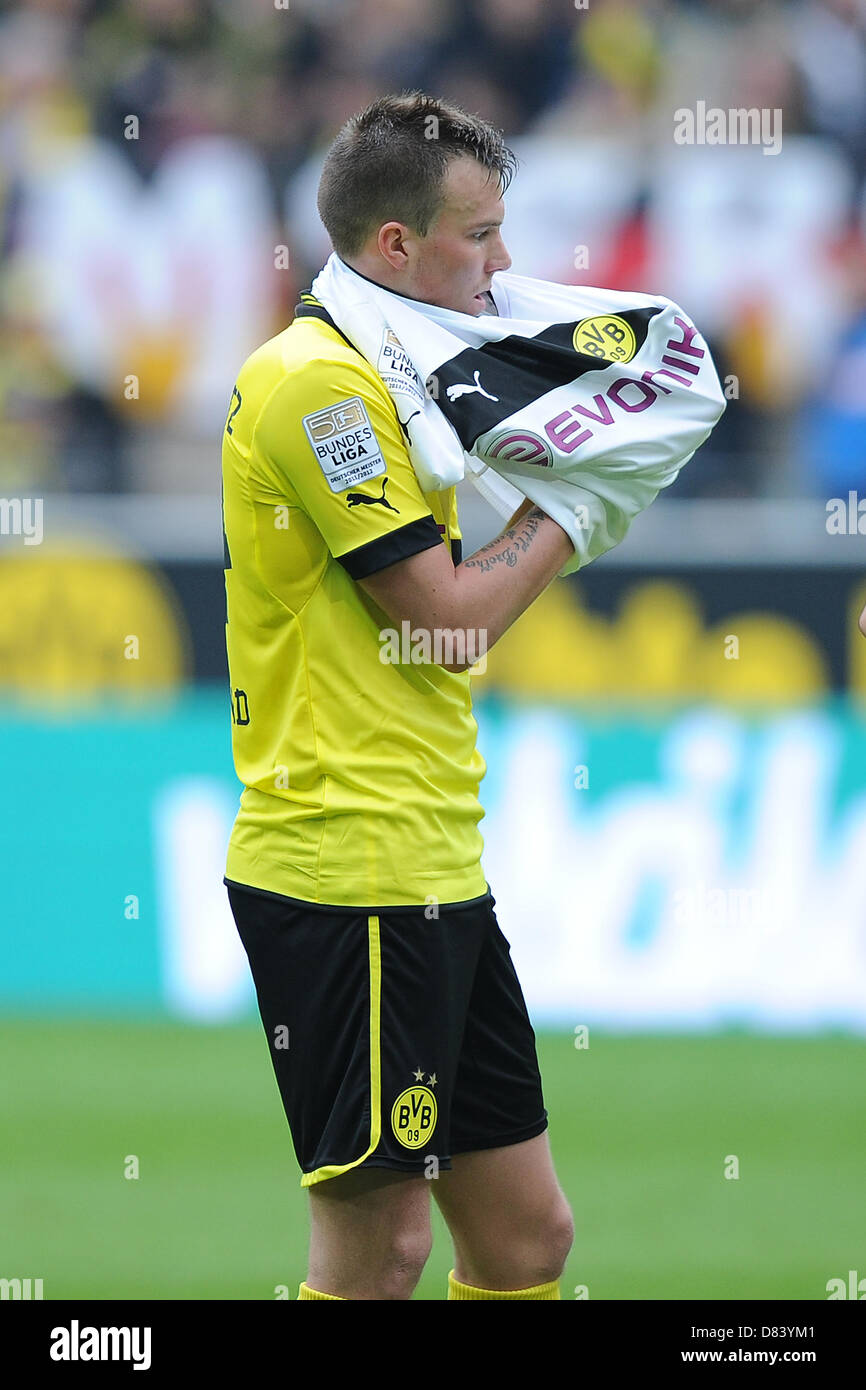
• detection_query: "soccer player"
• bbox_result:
[222,92,575,1301]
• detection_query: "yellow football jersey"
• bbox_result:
[222,298,488,907]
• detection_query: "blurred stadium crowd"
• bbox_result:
[1,0,865,501]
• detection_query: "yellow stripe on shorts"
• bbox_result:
[300,914,382,1187]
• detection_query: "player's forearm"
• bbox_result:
[450,505,574,653]
[357,502,575,673]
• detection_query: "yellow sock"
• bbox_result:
[447,1268,560,1300]
[297,1281,345,1300]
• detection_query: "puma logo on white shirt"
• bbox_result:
[446,370,499,403]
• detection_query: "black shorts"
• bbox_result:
[225,880,548,1188]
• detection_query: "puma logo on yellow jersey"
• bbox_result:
[346,478,399,513]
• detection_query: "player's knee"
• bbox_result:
[463,1196,574,1289]
[377,1226,433,1298]
[548,1199,575,1273]
[516,1199,574,1284]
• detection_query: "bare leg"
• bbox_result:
[432,1132,573,1290]
[306,1166,433,1300]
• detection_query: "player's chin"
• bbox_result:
[437,291,486,315]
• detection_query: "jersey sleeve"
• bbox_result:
[253,357,445,579]
[445,486,463,566]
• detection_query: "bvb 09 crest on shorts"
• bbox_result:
[391,1081,438,1150]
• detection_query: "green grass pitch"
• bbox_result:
[1,1021,863,1300]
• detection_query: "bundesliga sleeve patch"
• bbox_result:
[302,397,387,493]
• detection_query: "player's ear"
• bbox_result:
[859,603,866,638]
[377,222,411,271]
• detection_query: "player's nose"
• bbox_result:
[488,233,512,274]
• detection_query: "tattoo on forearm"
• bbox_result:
[462,507,545,574]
